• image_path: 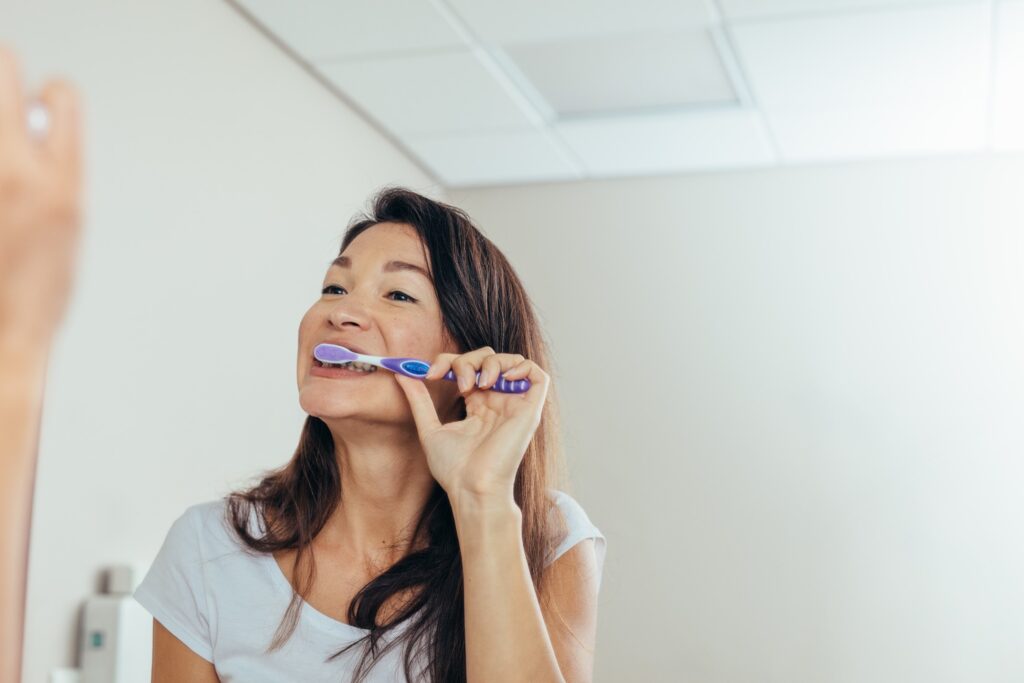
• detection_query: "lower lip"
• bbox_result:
[310,364,379,379]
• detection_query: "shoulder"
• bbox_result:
[181,498,227,526]
[547,489,595,522]
[134,500,229,662]
[540,490,605,680]
[172,497,246,560]
[544,489,607,585]
[545,489,602,541]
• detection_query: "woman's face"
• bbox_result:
[297,222,460,425]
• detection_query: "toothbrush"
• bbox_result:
[313,343,532,394]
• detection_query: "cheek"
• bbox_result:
[387,321,445,359]
[299,306,317,331]
[296,310,321,371]
[298,307,324,343]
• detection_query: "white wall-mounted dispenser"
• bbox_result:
[77,564,152,683]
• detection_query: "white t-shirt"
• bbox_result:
[133,489,606,682]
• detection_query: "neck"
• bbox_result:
[319,419,437,568]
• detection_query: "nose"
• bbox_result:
[325,295,370,330]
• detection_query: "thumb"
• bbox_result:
[394,373,442,437]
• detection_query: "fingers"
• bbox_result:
[424,352,458,382]
[501,358,548,390]
[0,47,84,186]
[450,346,494,393]
[425,347,538,395]
[502,360,531,380]
[478,354,504,389]
[478,352,525,390]
[500,358,549,424]
[394,374,442,437]
[423,347,491,392]
[0,47,27,151]
[36,79,82,187]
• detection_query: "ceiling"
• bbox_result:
[230,0,1024,189]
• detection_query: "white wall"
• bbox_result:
[451,155,1024,683]
[0,2,440,682]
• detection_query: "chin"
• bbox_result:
[299,390,358,417]
[298,392,392,422]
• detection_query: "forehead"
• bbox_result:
[331,223,434,283]
[342,222,427,262]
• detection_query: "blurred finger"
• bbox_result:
[0,46,26,148]
[37,79,82,186]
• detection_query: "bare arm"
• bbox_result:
[0,341,49,683]
[539,539,601,682]
[0,44,83,683]
[453,495,601,683]
[151,619,220,683]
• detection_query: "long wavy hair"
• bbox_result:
[224,187,571,682]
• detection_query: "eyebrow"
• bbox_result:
[331,255,431,281]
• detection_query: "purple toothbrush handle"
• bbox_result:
[379,357,531,394]
[441,369,531,394]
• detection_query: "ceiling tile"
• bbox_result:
[445,0,713,44]
[404,129,583,187]
[317,49,536,137]
[503,30,736,117]
[730,3,991,161]
[992,0,1024,151]
[236,0,465,61]
[720,0,985,21]
[555,108,776,175]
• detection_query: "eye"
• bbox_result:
[320,285,417,304]
[388,290,417,303]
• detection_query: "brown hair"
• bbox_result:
[224,187,570,681]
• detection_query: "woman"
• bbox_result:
[134,188,607,682]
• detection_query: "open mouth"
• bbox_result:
[312,358,378,373]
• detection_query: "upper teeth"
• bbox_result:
[322,360,377,372]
